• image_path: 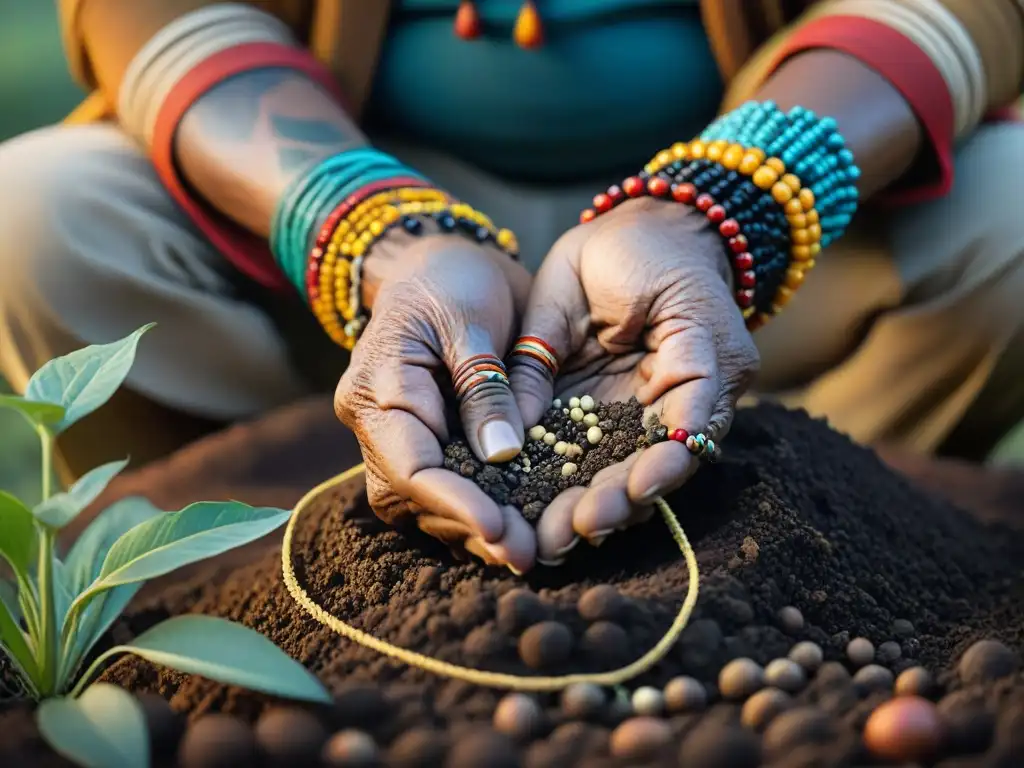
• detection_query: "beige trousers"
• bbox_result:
[2,122,1024,466]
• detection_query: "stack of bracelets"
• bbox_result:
[270,147,520,350]
[269,102,858,464]
[580,101,860,330]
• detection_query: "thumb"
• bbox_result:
[450,343,527,465]
[508,252,586,427]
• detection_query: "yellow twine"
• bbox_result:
[282,463,699,691]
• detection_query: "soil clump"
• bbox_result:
[3,404,1024,767]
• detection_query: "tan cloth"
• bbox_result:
[2,122,1024,460]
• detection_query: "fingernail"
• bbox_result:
[588,529,614,547]
[555,535,581,557]
[508,564,524,576]
[479,420,522,463]
[537,557,565,567]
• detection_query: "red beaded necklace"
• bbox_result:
[453,1,545,49]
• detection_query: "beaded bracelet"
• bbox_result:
[580,102,858,328]
[309,186,520,349]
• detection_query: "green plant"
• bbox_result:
[0,325,330,767]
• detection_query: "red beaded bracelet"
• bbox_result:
[581,175,761,328]
[305,176,434,303]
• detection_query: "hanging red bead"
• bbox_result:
[647,177,670,197]
[513,1,544,49]
[670,428,690,443]
[454,1,482,40]
[622,176,645,197]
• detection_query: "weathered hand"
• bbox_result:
[509,197,760,564]
[334,232,537,573]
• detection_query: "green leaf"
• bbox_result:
[52,559,74,632]
[63,585,143,690]
[0,492,37,583]
[65,498,164,597]
[24,325,154,433]
[0,579,20,625]
[72,503,289,615]
[0,394,65,427]
[37,684,150,768]
[83,616,329,703]
[0,584,40,689]
[34,460,129,530]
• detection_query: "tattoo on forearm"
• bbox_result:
[174,67,366,234]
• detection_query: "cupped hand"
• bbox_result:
[334,231,537,573]
[509,197,760,564]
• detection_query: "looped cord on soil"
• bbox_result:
[282,463,699,691]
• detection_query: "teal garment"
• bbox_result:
[365,0,723,183]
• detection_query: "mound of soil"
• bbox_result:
[4,403,1024,767]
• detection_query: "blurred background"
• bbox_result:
[1,1,1023,505]
[0,1,84,502]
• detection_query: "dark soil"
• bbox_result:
[443,397,665,521]
[4,404,1024,767]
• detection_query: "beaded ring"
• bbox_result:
[507,335,559,380]
[453,354,511,403]
[668,428,720,463]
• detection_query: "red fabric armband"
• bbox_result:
[150,42,346,291]
[766,15,955,205]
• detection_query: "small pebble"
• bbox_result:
[388,727,447,768]
[570,407,584,422]
[561,462,578,477]
[583,412,599,427]
[814,661,851,687]
[552,398,562,408]
[864,696,944,763]
[877,640,902,664]
[718,658,765,700]
[894,666,936,698]
[586,426,603,445]
[581,621,630,667]
[788,641,824,672]
[631,686,664,717]
[496,589,546,634]
[528,425,546,440]
[846,637,875,667]
[609,717,672,760]
[580,395,596,412]
[322,729,379,767]
[678,724,761,768]
[493,694,544,740]
[578,585,628,622]
[853,663,895,692]
[664,677,707,713]
[762,706,836,757]
[892,619,915,638]
[566,444,583,459]
[179,715,258,768]
[135,693,183,752]
[958,639,1020,685]
[518,621,573,669]
[553,441,568,455]
[561,683,606,719]
[741,688,792,730]
[569,397,581,409]
[543,432,557,445]
[446,729,519,768]
[777,606,804,635]
[764,658,806,693]
[255,708,327,764]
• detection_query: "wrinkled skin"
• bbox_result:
[334,198,759,572]
[509,197,760,564]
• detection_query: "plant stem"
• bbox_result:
[35,426,57,696]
